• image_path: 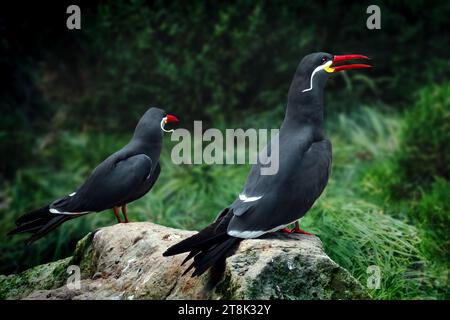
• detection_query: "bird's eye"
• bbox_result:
[321,57,328,64]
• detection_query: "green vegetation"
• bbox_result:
[1,107,448,299]
[415,178,450,262]
[397,84,450,263]
[382,84,450,197]
[1,1,449,299]
[364,84,450,269]
[399,84,450,185]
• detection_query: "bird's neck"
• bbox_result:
[128,138,162,160]
[283,90,325,129]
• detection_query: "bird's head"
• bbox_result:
[288,52,371,101]
[160,114,179,133]
[133,107,179,142]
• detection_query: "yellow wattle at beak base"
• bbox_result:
[324,61,335,73]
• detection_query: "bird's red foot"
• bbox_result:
[292,226,314,236]
[280,222,315,236]
[121,205,129,223]
[113,206,122,223]
[280,227,293,234]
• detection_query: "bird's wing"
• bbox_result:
[228,138,274,216]
[227,139,332,237]
[51,153,153,213]
[123,162,161,203]
[147,162,161,190]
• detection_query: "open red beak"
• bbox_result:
[331,54,371,72]
[165,114,179,123]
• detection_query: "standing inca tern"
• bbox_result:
[163,52,371,287]
[8,107,179,244]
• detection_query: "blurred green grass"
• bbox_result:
[0,106,448,299]
[2,0,449,300]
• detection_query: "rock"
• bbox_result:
[0,257,71,300]
[0,222,369,300]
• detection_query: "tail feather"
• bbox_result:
[181,249,200,266]
[15,206,52,225]
[163,208,231,257]
[8,205,75,244]
[164,231,228,256]
[191,237,240,277]
[207,258,226,291]
[163,209,242,289]
[24,215,70,245]
[182,259,197,276]
[8,220,45,234]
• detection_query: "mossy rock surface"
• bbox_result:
[1,222,369,300]
[0,257,71,299]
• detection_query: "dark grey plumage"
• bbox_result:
[9,107,169,244]
[164,52,370,287]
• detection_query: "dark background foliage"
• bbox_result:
[2,1,449,177]
[0,0,449,299]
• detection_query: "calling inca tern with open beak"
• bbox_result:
[163,52,371,287]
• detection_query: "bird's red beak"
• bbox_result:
[329,54,371,73]
[165,114,179,123]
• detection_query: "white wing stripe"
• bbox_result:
[239,194,263,203]
[49,208,87,215]
[228,219,298,239]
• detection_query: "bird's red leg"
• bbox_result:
[121,204,129,223]
[280,227,293,234]
[292,221,314,235]
[113,206,122,223]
